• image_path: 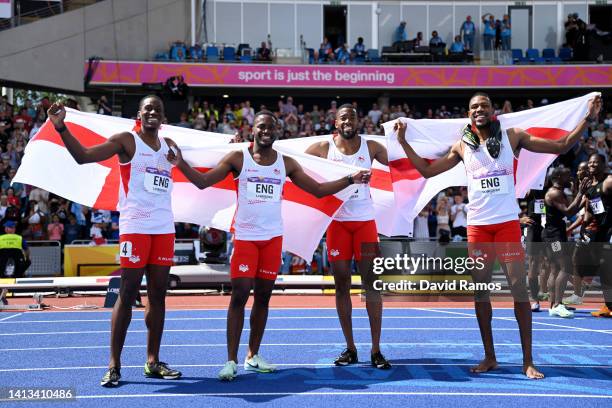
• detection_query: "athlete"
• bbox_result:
[521,189,546,312]
[168,110,370,380]
[47,96,182,387]
[581,153,612,317]
[305,104,391,369]
[542,167,588,318]
[564,161,590,305]
[395,92,601,379]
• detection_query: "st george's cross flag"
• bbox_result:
[381,92,599,235]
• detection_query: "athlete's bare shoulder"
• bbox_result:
[304,139,330,158]
[450,139,464,161]
[108,131,136,160]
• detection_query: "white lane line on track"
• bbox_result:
[2,362,611,373]
[0,316,584,324]
[66,391,612,400]
[0,327,599,336]
[14,307,558,314]
[3,342,612,352]
[0,313,22,322]
[415,308,612,335]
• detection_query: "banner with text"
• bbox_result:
[88,61,612,89]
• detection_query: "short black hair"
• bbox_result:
[469,92,492,108]
[550,167,569,182]
[139,94,163,110]
[589,153,606,163]
[337,104,357,115]
[254,110,277,124]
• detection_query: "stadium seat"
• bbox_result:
[154,52,169,61]
[511,48,525,64]
[206,46,219,62]
[542,48,555,60]
[223,46,236,62]
[526,48,539,62]
[366,48,381,63]
[240,54,253,63]
[558,47,572,61]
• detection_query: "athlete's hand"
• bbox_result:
[166,145,183,166]
[586,94,602,121]
[393,120,408,145]
[578,177,590,194]
[352,170,371,184]
[47,102,66,127]
[520,216,534,225]
[230,131,243,143]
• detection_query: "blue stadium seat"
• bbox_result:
[206,46,219,62]
[366,48,381,63]
[558,47,572,61]
[511,49,526,64]
[534,57,546,65]
[154,52,169,61]
[526,48,539,62]
[223,47,236,62]
[240,54,253,63]
[542,48,555,60]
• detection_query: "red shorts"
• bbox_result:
[119,233,175,268]
[230,236,282,281]
[326,220,379,261]
[467,220,524,263]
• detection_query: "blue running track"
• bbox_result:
[0,307,610,407]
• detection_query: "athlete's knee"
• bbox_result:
[474,290,491,302]
[146,290,166,307]
[119,280,141,305]
[334,276,352,296]
[230,286,250,309]
[253,290,272,308]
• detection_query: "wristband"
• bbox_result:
[55,124,67,134]
[347,174,354,185]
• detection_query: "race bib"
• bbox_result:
[473,174,510,195]
[144,167,172,194]
[534,199,545,214]
[348,185,367,201]
[247,177,281,202]
[589,197,605,214]
[120,241,132,258]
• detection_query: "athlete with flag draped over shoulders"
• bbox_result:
[47,96,183,387]
[395,92,601,379]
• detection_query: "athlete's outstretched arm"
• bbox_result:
[47,103,127,164]
[284,156,370,198]
[513,95,601,155]
[168,146,239,190]
[395,120,461,179]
